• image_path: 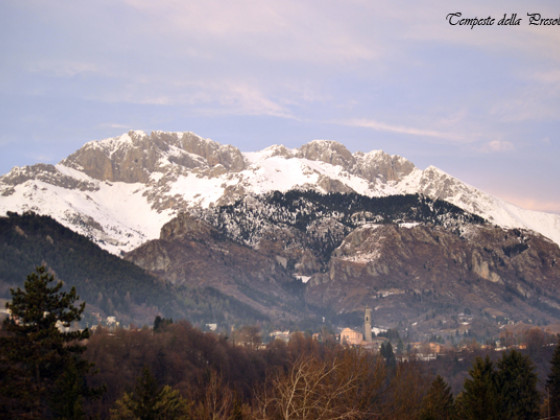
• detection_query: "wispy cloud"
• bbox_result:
[211,83,294,118]
[479,140,515,153]
[28,60,100,78]
[98,123,132,130]
[490,86,560,123]
[121,0,380,64]
[87,77,295,119]
[339,118,465,142]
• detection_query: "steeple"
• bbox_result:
[364,307,372,342]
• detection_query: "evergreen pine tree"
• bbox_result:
[0,265,97,419]
[419,375,455,420]
[495,349,540,420]
[456,356,499,420]
[546,339,560,418]
[110,367,190,420]
[380,341,396,370]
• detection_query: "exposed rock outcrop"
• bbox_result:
[297,140,355,167]
[1,163,98,191]
[354,150,416,183]
[61,131,246,184]
[126,212,307,321]
[305,223,560,330]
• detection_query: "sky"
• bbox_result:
[1,0,559,213]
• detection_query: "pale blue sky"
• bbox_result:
[1,1,559,212]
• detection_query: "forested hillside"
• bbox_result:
[0,212,184,325]
[0,212,297,327]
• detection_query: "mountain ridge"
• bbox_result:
[1,130,559,255]
[125,189,560,338]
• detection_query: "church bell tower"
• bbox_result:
[364,307,372,342]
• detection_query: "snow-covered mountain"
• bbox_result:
[1,130,559,254]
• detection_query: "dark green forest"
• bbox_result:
[193,191,488,287]
[202,191,485,258]
[0,212,280,327]
[0,212,183,325]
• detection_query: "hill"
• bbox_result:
[0,212,272,326]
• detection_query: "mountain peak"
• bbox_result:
[1,130,559,254]
[354,149,416,183]
[59,130,246,184]
[296,140,354,167]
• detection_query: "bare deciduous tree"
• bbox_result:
[256,349,386,420]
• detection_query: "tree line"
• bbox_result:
[1,266,560,419]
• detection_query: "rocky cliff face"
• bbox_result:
[305,223,560,328]
[61,131,246,184]
[293,140,416,184]
[126,212,308,322]
[0,163,98,192]
[124,190,560,336]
